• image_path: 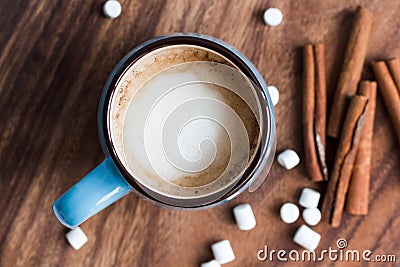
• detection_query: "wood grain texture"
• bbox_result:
[0,0,399,266]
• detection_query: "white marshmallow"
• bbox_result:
[277,149,300,170]
[293,225,321,251]
[200,260,221,267]
[302,208,322,226]
[103,0,122,19]
[263,8,283,27]
[280,203,300,224]
[233,204,256,231]
[211,240,235,264]
[267,85,280,106]
[66,227,88,250]
[299,188,321,208]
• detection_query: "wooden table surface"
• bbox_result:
[1,0,400,266]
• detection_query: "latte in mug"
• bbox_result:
[109,45,262,200]
[53,34,275,229]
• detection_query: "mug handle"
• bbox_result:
[53,157,132,229]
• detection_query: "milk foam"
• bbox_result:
[110,45,261,198]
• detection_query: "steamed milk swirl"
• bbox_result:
[110,45,260,198]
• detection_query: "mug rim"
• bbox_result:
[97,32,276,209]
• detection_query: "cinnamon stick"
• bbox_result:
[322,95,368,228]
[314,44,328,180]
[371,61,400,145]
[327,6,373,138]
[345,81,377,215]
[387,58,400,90]
[303,44,325,182]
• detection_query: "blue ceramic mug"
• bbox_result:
[53,33,276,229]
